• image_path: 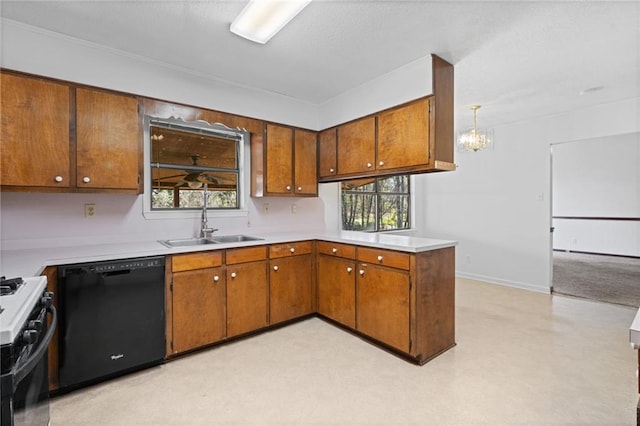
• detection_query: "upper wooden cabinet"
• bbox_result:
[76,88,140,191]
[1,73,71,188]
[319,55,455,182]
[1,71,142,193]
[318,128,337,179]
[253,123,318,197]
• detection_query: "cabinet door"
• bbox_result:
[317,255,356,328]
[377,98,430,170]
[356,264,410,353]
[318,128,337,179]
[270,255,313,324]
[293,129,318,196]
[76,88,140,190]
[265,123,294,195]
[172,267,226,353]
[337,116,376,175]
[1,73,70,187]
[226,261,268,337]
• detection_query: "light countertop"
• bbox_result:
[0,231,457,278]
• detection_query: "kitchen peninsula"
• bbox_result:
[1,231,456,391]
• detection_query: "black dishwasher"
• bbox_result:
[57,256,165,391]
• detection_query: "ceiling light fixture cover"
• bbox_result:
[230,0,312,44]
[457,105,494,152]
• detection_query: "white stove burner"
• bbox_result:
[0,276,47,346]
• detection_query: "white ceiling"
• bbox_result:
[1,1,639,130]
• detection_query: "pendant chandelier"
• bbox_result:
[457,105,494,152]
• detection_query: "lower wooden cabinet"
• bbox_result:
[356,263,410,353]
[317,255,356,329]
[226,247,268,338]
[269,255,314,324]
[172,267,226,353]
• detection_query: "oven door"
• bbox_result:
[1,303,57,426]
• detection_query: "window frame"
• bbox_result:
[142,116,249,220]
[340,174,414,232]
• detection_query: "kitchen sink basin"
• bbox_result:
[160,235,263,248]
[159,238,220,248]
[210,234,264,243]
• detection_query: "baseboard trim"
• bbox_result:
[455,271,551,294]
[553,249,640,259]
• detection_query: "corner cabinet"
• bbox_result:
[0,71,142,193]
[319,55,455,182]
[251,123,318,197]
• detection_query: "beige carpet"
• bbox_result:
[553,251,640,307]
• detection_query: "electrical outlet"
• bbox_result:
[291,204,297,214]
[84,203,96,218]
[465,255,471,264]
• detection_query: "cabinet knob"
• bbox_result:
[290,247,295,253]
[82,176,91,183]
[213,275,220,282]
[366,162,372,168]
[359,269,365,276]
[54,175,63,183]
[379,161,385,167]
[332,248,338,254]
[297,186,302,191]
[377,255,383,262]
[329,168,335,173]
[286,185,292,191]
[231,272,237,279]
[347,267,353,273]
[273,265,279,271]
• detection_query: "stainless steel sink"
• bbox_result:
[160,234,263,248]
[210,234,264,243]
[159,238,219,248]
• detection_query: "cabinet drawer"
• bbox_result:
[357,247,410,270]
[172,251,223,272]
[269,241,313,259]
[317,241,355,259]
[226,246,267,265]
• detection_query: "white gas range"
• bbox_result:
[0,275,55,426]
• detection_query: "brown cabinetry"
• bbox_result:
[318,128,337,179]
[226,246,268,337]
[0,71,141,193]
[269,241,314,324]
[170,251,226,354]
[76,88,140,190]
[1,73,71,188]
[317,241,356,328]
[255,123,318,197]
[319,55,455,182]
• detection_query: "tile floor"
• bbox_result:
[50,278,638,425]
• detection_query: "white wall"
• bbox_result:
[552,132,640,256]
[415,97,640,293]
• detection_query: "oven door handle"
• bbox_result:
[1,304,57,393]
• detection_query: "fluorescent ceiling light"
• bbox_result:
[230,0,312,44]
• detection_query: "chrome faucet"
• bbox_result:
[200,183,218,238]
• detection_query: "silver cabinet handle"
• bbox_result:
[379,161,385,167]
[213,275,220,282]
[347,267,353,273]
[329,168,335,173]
[54,175,63,183]
[332,248,338,254]
[290,247,295,253]
[377,255,383,262]
[231,272,237,279]
[82,176,91,183]
[366,162,372,168]
[359,269,365,276]
[273,265,279,271]
[286,185,292,191]
[297,186,302,191]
